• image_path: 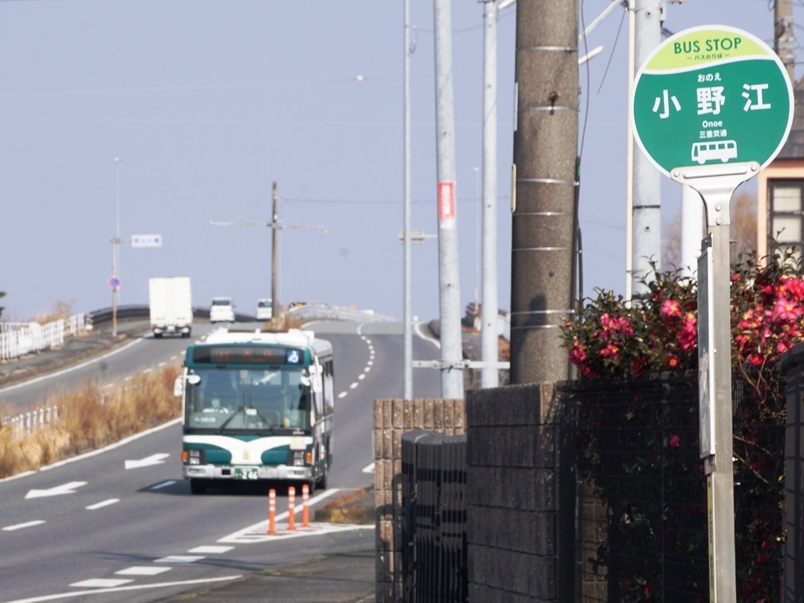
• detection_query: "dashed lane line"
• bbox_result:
[188,545,233,554]
[337,392,347,399]
[362,463,375,473]
[70,579,132,588]
[2,520,45,531]
[154,555,204,564]
[115,567,171,576]
[150,480,176,490]
[349,383,358,389]
[85,499,119,510]
[1,575,244,603]
[358,374,365,381]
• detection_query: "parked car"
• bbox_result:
[256,298,273,320]
[209,297,235,323]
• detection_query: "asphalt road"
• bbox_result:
[0,319,441,603]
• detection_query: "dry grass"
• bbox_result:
[0,365,181,479]
[32,299,76,325]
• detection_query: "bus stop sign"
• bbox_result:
[631,25,793,176]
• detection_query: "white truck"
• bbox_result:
[149,277,193,338]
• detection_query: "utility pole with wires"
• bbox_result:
[775,0,796,83]
[210,181,326,329]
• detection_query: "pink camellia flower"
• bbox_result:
[599,343,621,361]
[669,434,681,449]
[666,354,680,369]
[569,340,586,364]
[661,299,682,319]
[679,314,697,351]
[749,353,764,366]
[773,298,800,322]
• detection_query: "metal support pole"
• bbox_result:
[631,0,662,294]
[680,185,703,277]
[481,0,499,388]
[112,157,122,337]
[510,0,578,384]
[271,181,279,329]
[433,0,464,398]
[403,0,413,400]
[672,161,759,603]
[625,0,635,301]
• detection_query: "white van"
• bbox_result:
[209,297,235,323]
[256,298,273,320]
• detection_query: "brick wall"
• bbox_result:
[373,398,466,603]
[466,382,574,603]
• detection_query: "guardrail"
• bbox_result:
[288,304,396,324]
[0,319,70,361]
[87,305,257,325]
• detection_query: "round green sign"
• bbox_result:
[630,25,794,176]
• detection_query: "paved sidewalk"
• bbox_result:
[154,549,375,603]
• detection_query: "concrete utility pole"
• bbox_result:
[210,181,325,330]
[481,0,499,388]
[433,0,464,398]
[631,0,662,295]
[775,0,796,83]
[403,0,413,400]
[510,0,578,384]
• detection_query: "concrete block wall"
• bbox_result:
[466,382,573,603]
[373,398,466,603]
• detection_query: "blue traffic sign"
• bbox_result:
[109,276,121,290]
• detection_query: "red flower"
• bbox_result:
[661,299,682,319]
[669,434,681,449]
[666,354,680,369]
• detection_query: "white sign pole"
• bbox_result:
[673,161,759,603]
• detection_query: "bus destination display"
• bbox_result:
[192,345,304,365]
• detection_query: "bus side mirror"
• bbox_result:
[173,377,184,398]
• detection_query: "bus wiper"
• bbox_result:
[218,406,244,433]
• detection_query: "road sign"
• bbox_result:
[631,25,794,177]
[109,276,121,290]
[131,234,162,248]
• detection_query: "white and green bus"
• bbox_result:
[177,328,334,494]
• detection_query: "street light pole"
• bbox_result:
[403,0,413,400]
[480,0,499,388]
[112,157,122,337]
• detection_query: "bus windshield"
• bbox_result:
[184,367,310,431]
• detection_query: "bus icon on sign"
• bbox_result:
[691,140,738,165]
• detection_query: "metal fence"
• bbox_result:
[400,430,467,603]
[4,406,60,440]
[0,314,90,360]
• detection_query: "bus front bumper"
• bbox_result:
[183,464,312,481]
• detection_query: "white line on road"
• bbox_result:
[70,579,132,588]
[0,338,143,395]
[143,368,152,374]
[125,453,169,470]
[188,545,233,554]
[358,374,365,381]
[116,567,171,576]
[150,480,177,490]
[337,392,347,399]
[154,555,204,564]
[2,520,45,531]
[26,481,87,499]
[158,362,166,367]
[367,361,373,366]
[86,499,119,510]
[350,383,358,389]
[362,463,375,473]
[2,575,244,603]
[364,367,371,373]
[414,321,440,348]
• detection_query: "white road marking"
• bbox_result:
[143,368,152,374]
[125,453,169,470]
[116,566,171,576]
[124,376,133,381]
[366,339,371,344]
[349,383,358,389]
[188,545,233,554]
[70,579,132,588]
[358,374,365,381]
[2,575,243,603]
[171,355,178,360]
[154,555,204,564]
[26,481,87,499]
[2,520,45,531]
[0,339,142,395]
[86,499,119,510]
[150,480,177,490]
[220,521,372,545]
[337,392,347,399]
[33,418,182,476]
[362,463,375,473]
[367,361,373,366]
[364,367,371,373]
[218,489,342,544]
[159,362,166,367]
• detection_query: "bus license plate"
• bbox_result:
[233,467,259,480]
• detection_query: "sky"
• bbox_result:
[0,0,799,322]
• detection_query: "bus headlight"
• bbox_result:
[287,450,306,467]
[182,449,205,465]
